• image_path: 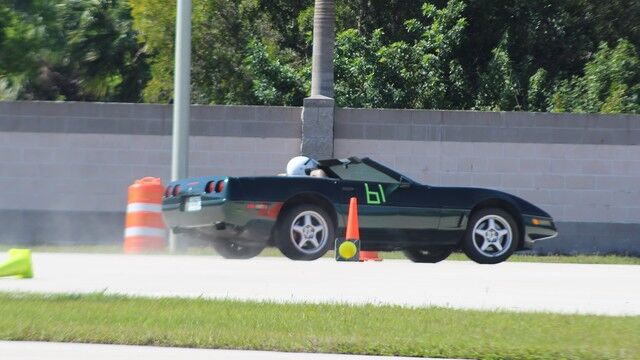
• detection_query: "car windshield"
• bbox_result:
[322,158,417,184]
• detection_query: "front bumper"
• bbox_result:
[522,215,558,249]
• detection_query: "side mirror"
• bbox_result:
[399,180,411,189]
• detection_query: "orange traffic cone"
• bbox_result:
[354,197,381,262]
[346,197,360,241]
[360,249,382,261]
[124,177,167,253]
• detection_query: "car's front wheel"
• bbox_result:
[462,208,519,264]
[276,204,334,261]
[403,247,453,263]
[212,238,265,259]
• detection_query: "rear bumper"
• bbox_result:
[162,198,282,244]
[522,215,558,249]
[162,198,227,229]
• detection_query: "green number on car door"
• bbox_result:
[365,183,387,205]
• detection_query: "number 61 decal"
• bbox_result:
[365,183,387,205]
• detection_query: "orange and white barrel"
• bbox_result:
[123,177,166,253]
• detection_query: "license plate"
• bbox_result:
[185,196,202,212]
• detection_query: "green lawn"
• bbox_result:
[2,244,639,265]
[0,292,637,360]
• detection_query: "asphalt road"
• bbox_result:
[1,253,639,315]
[0,341,430,360]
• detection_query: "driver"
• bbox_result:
[285,156,327,177]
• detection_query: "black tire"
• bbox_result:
[275,204,334,261]
[403,247,454,263]
[212,238,265,259]
[462,208,519,264]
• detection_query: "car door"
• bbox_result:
[334,179,402,246]
[384,183,442,246]
[335,180,441,248]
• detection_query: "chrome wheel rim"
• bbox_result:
[472,214,512,258]
[290,211,328,254]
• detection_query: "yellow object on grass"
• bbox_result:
[0,249,33,279]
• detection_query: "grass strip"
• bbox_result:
[0,292,638,359]
[2,244,640,265]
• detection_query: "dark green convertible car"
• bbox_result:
[162,157,557,264]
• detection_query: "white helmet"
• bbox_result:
[286,156,319,176]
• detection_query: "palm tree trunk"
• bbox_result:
[310,0,335,98]
[301,0,335,159]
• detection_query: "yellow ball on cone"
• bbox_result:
[338,241,358,260]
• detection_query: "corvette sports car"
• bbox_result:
[162,157,557,264]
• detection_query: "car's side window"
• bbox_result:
[329,163,398,183]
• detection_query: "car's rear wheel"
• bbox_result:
[403,247,453,263]
[276,204,334,261]
[212,238,265,259]
[462,208,519,264]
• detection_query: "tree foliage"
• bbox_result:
[130,0,306,105]
[0,0,148,102]
[551,40,640,113]
[335,1,469,109]
[1,0,639,114]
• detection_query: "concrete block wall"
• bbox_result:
[334,108,640,254]
[0,101,301,245]
[0,101,639,254]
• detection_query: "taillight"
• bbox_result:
[165,186,172,197]
[215,180,225,193]
[172,185,181,196]
[205,181,215,193]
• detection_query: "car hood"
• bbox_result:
[440,186,552,218]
